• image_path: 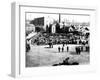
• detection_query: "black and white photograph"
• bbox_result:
[25,12,90,67]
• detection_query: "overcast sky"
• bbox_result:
[26,13,90,23]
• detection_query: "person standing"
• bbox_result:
[81,46,83,52]
[77,47,81,55]
[75,47,78,54]
[62,42,65,47]
[26,43,30,52]
[51,43,53,48]
[67,46,69,52]
[62,47,64,52]
[58,46,60,52]
[78,47,81,55]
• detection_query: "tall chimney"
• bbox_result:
[59,13,61,23]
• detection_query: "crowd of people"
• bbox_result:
[30,32,89,46]
[26,31,90,53]
[26,21,90,53]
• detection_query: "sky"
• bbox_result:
[26,13,59,21]
[26,13,90,23]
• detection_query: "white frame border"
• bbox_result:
[11,2,96,78]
